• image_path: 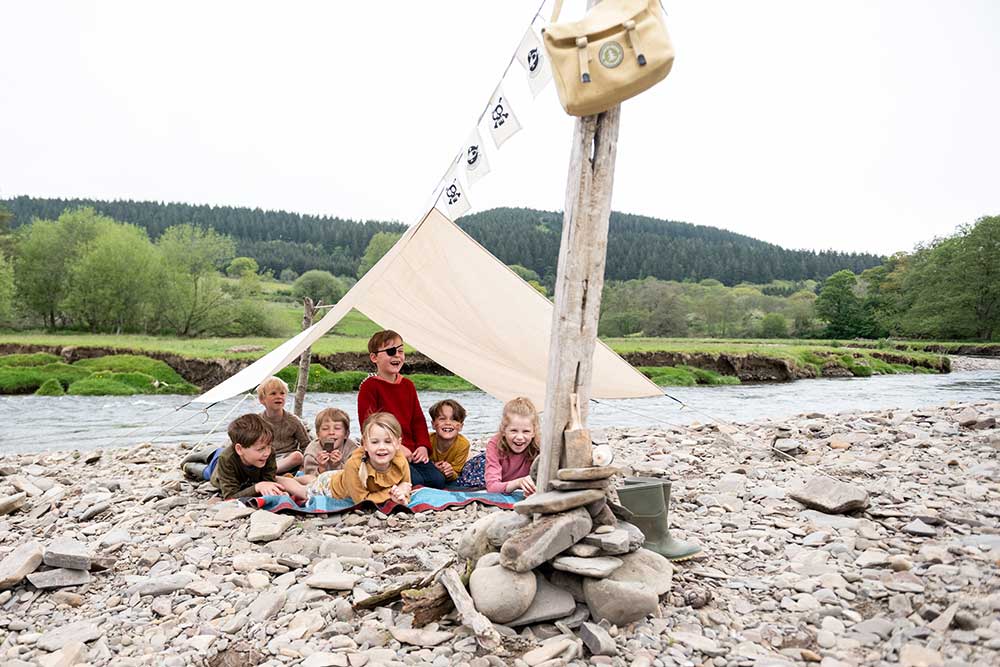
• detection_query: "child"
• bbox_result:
[428,399,470,484]
[484,396,539,495]
[310,412,412,505]
[299,407,359,484]
[357,330,442,488]
[257,376,310,475]
[185,414,308,501]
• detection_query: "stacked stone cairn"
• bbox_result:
[0,535,106,593]
[455,463,674,657]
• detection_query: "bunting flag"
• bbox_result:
[440,172,470,219]
[516,28,552,97]
[463,129,491,186]
[486,86,521,149]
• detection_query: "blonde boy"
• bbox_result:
[299,407,359,484]
[257,376,310,474]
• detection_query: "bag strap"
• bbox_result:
[550,0,565,23]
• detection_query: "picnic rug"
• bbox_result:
[241,486,523,515]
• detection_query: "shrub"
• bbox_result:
[35,378,65,396]
[0,353,62,367]
[68,376,140,396]
[73,355,190,387]
[0,363,92,394]
[224,300,290,337]
[277,366,369,393]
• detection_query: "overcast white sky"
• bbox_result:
[2,1,998,255]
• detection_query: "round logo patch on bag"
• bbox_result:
[599,41,624,69]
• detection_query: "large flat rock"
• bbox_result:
[789,476,869,514]
[500,508,592,572]
[44,537,92,571]
[557,466,620,481]
[0,541,43,590]
[248,510,295,542]
[552,555,623,578]
[513,489,605,515]
[27,567,92,589]
[508,573,576,626]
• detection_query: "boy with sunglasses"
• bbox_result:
[357,330,444,488]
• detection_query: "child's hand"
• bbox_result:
[329,450,342,465]
[255,481,284,496]
[401,447,413,462]
[389,483,412,504]
[434,461,454,478]
[316,451,330,465]
[411,446,430,464]
[515,476,536,495]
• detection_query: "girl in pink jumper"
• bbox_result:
[484,397,539,495]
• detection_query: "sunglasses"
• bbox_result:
[376,344,404,357]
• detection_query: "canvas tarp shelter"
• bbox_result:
[193,207,661,407]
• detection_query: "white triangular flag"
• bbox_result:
[440,173,471,219]
[516,28,552,97]
[463,129,492,186]
[486,86,521,149]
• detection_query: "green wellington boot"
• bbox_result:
[617,477,702,561]
[180,445,217,480]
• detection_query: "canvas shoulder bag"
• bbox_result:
[543,0,674,116]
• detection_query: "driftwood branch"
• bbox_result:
[351,557,456,611]
[439,567,502,652]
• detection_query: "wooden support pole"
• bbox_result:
[293,297,316,418]
[537,99,621,492]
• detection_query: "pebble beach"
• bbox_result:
[1,400,998,667]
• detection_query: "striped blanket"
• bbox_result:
[242,486,523,514]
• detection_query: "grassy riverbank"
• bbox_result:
[0,311,956,394]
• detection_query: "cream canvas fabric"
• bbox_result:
[193,208,660,407]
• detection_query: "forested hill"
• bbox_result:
[2,197,883,284]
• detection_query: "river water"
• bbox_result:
[2,369,998,455]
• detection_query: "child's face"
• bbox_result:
[260,386,286,412]
[318,419,347,446]
[503,414,535,454]
[236,433,273,468]
[364,424,398,469]
[370,337,405,378]
[432,405,464,442]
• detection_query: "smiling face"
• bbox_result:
[432,404,464,444]
[364,423,399,471]
[369,336,405,381]
[503,414,535,454]
[235,433,273,468]
[317,419,347,448]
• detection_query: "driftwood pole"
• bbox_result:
[536,93,621,489]
[293,297,317,418]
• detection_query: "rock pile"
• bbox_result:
[456,460,676,652]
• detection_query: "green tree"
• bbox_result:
[896,215,1000,340]
[156,224,236,336]
[62,223,158,333]
[13,207,115,327]
[599,310,644,337]
[357,232,402,278]
[758,312,788,338]
[815,270,868,338]
[293,270,345,305]
[279,268,299,283]
[226,256,259,278]
[0,252,13,321]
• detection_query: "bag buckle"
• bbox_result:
[576,36,591,83]
[623,19,647,66]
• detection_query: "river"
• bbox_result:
[2,369,998,455]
